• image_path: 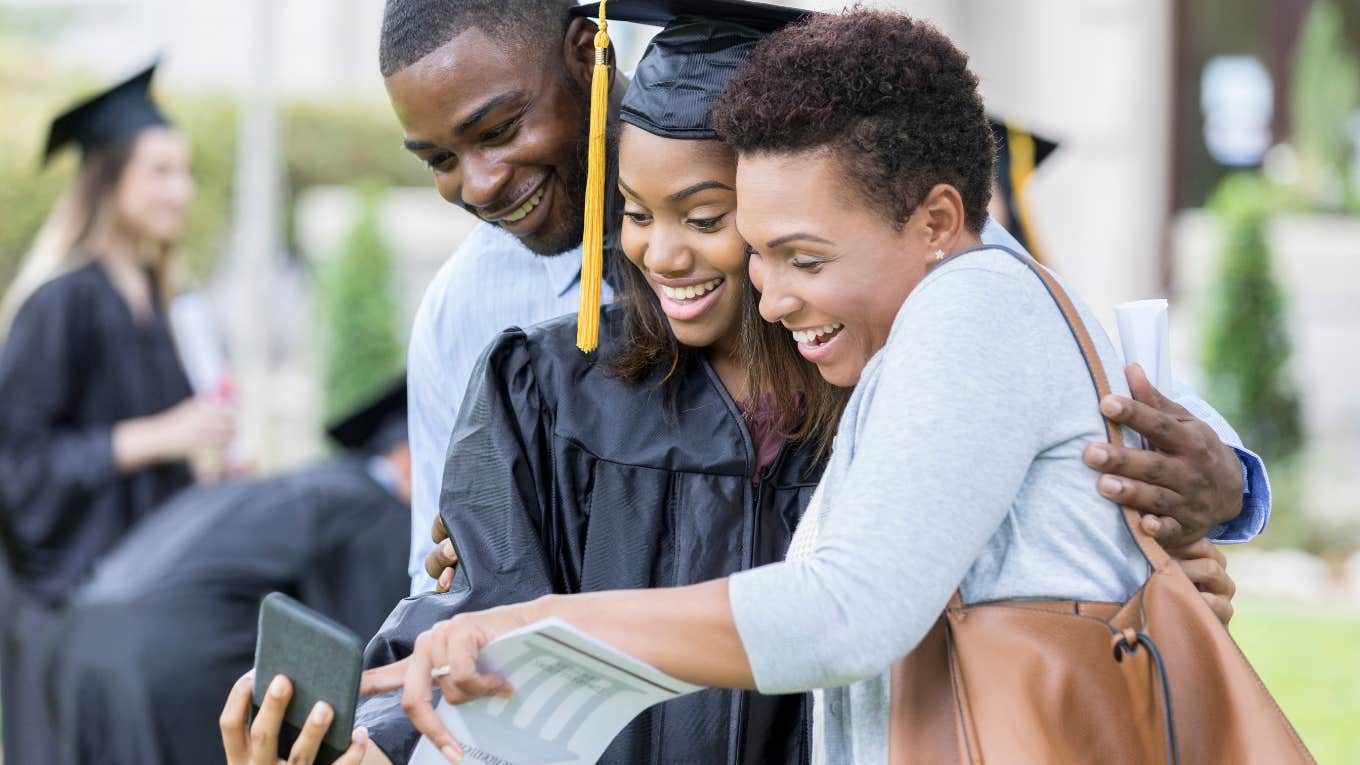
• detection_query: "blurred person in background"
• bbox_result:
[0,63,236,605]
[0,62,235,764]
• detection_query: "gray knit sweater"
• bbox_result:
[728,247,1149,764]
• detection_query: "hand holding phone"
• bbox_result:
[249,592,366,765]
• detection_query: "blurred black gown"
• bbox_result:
[0,260,193,602]
[0,260,193,764]
[46,456,411,765]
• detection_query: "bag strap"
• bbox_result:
[944,246,1171,610]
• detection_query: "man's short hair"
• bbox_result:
[379,0,577,77]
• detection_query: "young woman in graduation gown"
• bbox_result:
[355,159,838,761]
[0,66,235,606]
[0,65,235,765]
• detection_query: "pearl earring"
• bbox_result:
[935,249,946,261]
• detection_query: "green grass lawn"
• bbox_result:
[1231,598,1360,764]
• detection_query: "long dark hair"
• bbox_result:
[738,277,848,462]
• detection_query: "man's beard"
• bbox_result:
[535,128,588,256]
[518,83,591,256]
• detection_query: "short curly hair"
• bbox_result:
[712,9,994,233]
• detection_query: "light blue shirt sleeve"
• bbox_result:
[406,260,464,595]
[980,218,1270,543]
[1170,385,1270,544]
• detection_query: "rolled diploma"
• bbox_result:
[169,292,247,464]
[1115,299,1172,448]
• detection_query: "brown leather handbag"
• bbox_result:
[888,249,1313,764]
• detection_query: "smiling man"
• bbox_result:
[378,0,625,597]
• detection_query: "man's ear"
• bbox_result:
[562,17,600,91]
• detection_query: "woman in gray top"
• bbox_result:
[362,9,1236,764]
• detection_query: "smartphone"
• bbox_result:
[252,592,365,765]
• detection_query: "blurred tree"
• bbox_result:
[1290,0,1360,208]
[316,189,404,424]
[1202,173,1304,465]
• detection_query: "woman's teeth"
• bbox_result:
[500,187,545,224]
[660,278,722,302]
[791,323,844,345]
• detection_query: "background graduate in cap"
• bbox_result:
[48,377,412,765]
[0,62,236,604]
[989,119,1060,262]
[0,62,237,764]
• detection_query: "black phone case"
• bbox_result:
[252,592,365,764]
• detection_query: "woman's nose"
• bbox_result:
[643,225,694,275]
[756,266,800,324]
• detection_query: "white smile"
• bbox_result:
[659,278,722,302]
[791,323,843,345]
[500,187,545,224]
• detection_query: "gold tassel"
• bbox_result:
[576,1,610,353]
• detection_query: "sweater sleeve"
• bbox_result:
[728,268,1057,694]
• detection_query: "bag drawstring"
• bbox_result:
[1113,630,1180,765]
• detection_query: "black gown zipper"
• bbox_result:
[699,359,805,765]
[733,443,794,763]
[698,359,757,765]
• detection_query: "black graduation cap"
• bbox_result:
[574,0,812,140]
[989,118,1060,259]
[325,377,408,454]
[44,62,170,166]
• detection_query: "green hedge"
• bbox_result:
[317,189,405,423]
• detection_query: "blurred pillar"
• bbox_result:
[227,0,283,463]
[1266,0,1314,145]
[961,0,1174,322]
[336,0,365,92]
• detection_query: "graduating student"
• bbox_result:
[50,380,412,765]
[988,119,1059,261]
[0,63,234,765]
[0,63,235,605]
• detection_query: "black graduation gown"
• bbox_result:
[0,261,193,603]
[43,457,411,765]
[359,307,826,765]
